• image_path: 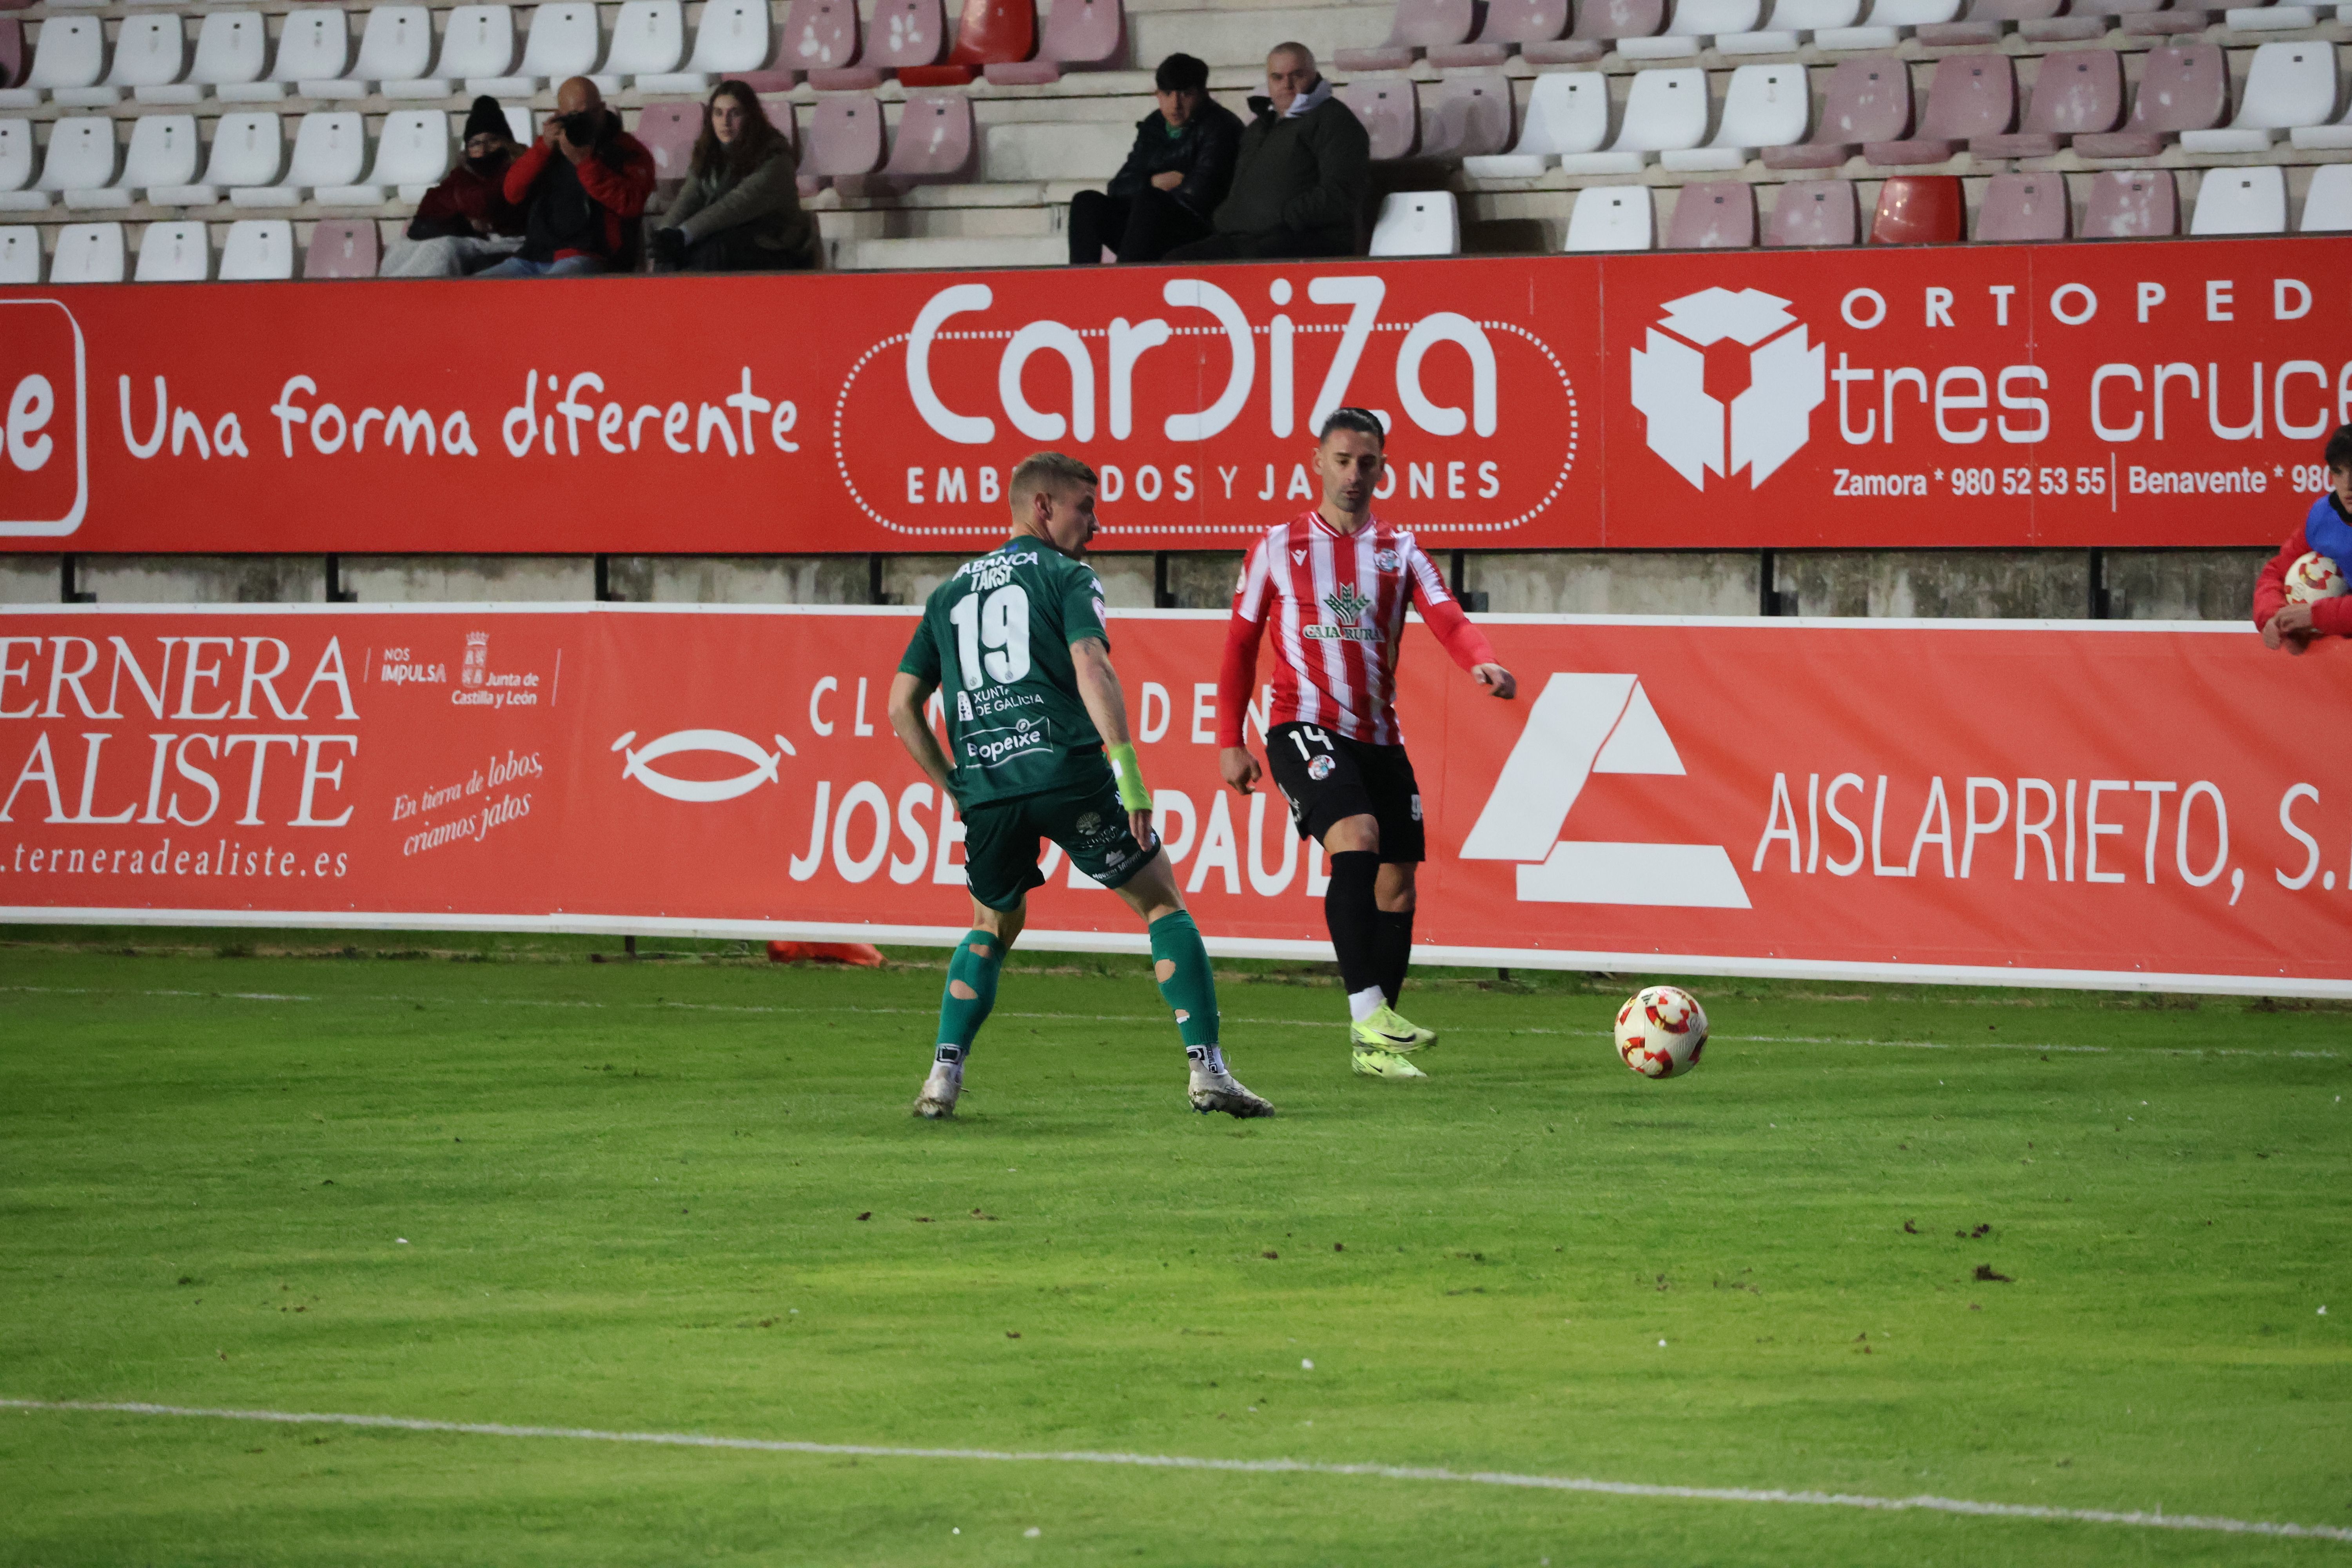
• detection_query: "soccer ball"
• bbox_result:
[1614,985,1709,1079]
[2284,551,2347,604]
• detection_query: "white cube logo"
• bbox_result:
[0,300,89,536]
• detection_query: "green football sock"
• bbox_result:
[934,928,1004,1062]
[1148,910,1220,1051]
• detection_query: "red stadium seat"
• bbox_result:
[2080,169,2175,238]
[1866,54,2013,165]
[1664,180,1756,248]
[985,0,1121,83]
[1416,74,1513,159]
[1972,48,2120,158]
[1870,174,1964,243]
[1762,56,1909,169]
[898,0,1034,85]
[1765,179,1856,247]
[303,218,378,278]
[1973,172,2067,241]
[809,0,945,86]
[2073,44,2222,159]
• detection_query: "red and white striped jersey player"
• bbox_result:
[1214,407,1517,1080]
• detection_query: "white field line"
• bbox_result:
[2,1398,2345,1544]
[0,986,2339,1060]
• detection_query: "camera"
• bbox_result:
[549,110,596,142]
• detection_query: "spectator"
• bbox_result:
[1065,54,1241,266]
[1163,43,1368,263]
[2254,424,2352,653]
[648,81,820,273]
[476,77,655,278]
[378,96,527,278]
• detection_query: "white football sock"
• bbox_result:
[1347,985,1387,1022]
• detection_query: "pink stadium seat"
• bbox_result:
[303,217,377,277]
[898,0,1034,85]
[0,20,22,89]
[1974,172,2068,240]
[2081,168,2174,237]
[815,0,945,85]
[1915,0,2061,44]
[636,101,702,182]
[1417,74,1512,158]
[1766,179,1857,245]
[1429,0,1568,65]
[1762,55,1909,169]
[2073,44,2221,158]
[881,91,972,178]
[1972,47,2120,156]
[804,92,884,178]
[2118,0,2209,36]
[1865,53,2013,165]
[1338,76,1420,161]
[1573,0,1668,40]
[1665,180,1755,246]
[1337,0,1474,72]
[985,0,1122,83]
[1870,174,1964,242]
[780,0,860,81]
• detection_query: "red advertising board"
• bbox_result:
[1,237,2344,556]
[3,603,2348,997]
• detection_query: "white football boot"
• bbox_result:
[1188,1047,1275,1118]
[914,1056,964,1119]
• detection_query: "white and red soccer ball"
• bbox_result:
[1615,985,1709,1079]
[2285,552,2347,605]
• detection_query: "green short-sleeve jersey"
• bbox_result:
[898,539,1114,809]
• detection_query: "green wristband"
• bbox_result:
[1107,742,1151,812]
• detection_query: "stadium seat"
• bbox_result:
[48,220,123,281]
[802,94,884,180]
[317,108,446,205]
[1338,76,1419,162]
[232,110,358,207]
[33,116,114,200]
[504,105,534,145]
[1766,178,1857,244]
[984,0,1122,85]
[2300,163,2352,231]
[636,100,702,183]
[1418,74,1513,160]
[2180,43,2337,151]
[1974,171,2067,239]
[109,113,200,204]
[105,16,187,100]
[639,0,770,93]
[1664,179,1756,246]
[882,92,972,179]
[1337,0,1474,71]
[2225,0,2321,27]
[1368,189,1460,254]
[2298,96,2352,151]
[1819,0,1963,49]
[318,6,433,97]
[1971,48,2120,157]
[2073,44,2221,158]
[2081,168,2175,236]
[0,20,20,94]
[1619,0,1762,57]
[303,216,378,277]
[1559,66,1705,172]
[1572,0,1670,47]
[1561,184,1652,249]
[151,110,279,206]
[1744,0,1864,47]
[2018,0,2130,39]
[190,12,274,101]
[1463,70,1605,176]
[133,218,208,280]
[1763,54,1908,168]
[599,0,688,88]
[807,0,940,84]
[899,0,1034,85]
[2188,165,2285,235]
[1918,0,2062,44]
[473,3,602,94]
[789,0,864,84]
[1866,53,2012,165]
[1870,174,1963,242]
[1428,0,1566,65]
[1664,62,1808,169]
[0,225,37,281]
[0,117,33,207]
[219,216,294,278]
[435,7,517,93]
[2118,0,2208,33]
[271,9,350,97]
[0,15,106,107]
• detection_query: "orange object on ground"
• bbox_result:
[768,941,885,965]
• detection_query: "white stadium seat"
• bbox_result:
[35,116,116,197]
[193,12,276,101]
[430,8,518,95]
[599,0,687,88]
[120,114,201,200]
[235,110,362,206]
[2301,163,2352,231]
[218,217,294,278]
[0,225,40,282]
[273,8,352,96]
[133,218,209,280]
[1368,191,1461,255]
[2188,165,2286,235]
[1563,185,1654,250]
[504,105,536,145]
[474,4,602,95]
[150,110,280,205]
[318,108,448,205]
[1665,62,1807,168]
[2181,43,2337,151]
[638,0,771,92]
[1462,71,1607,177]
[105,16,188,100]
[0,120,40,209]
[1559,66,1706,174]
[0,16,109,108]
[1752,0,1863,47]
[1622,0,1759,55]
[350,7,439,96]
[48,220,125,282]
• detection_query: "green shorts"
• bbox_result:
[960,771,1154,911]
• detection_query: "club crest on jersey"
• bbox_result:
[1373,549,1402,572]
[1324,583,1374,626]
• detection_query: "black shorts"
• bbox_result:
[1264,721,1426,863]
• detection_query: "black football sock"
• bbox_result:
[1375,907,1414,1010]
[1325,850,1385,1019]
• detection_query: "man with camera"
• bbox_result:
[476,78,656,278]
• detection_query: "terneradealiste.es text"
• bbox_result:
[3,838,350,882]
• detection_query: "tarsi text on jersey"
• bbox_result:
[957,551,1043,591]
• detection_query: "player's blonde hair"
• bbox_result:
[1009,452,1098,506]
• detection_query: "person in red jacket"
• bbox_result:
[2252,424,2352,654]
[379,96,526,277]
[476,78,655,278]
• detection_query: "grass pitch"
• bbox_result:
[2,930,2348,1567]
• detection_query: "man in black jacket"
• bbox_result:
[1066,54,1241,265]
[1163,43,1369,263]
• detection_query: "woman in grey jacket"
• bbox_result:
[650,81,820,272]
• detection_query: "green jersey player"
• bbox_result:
[887,451,1274,1121]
